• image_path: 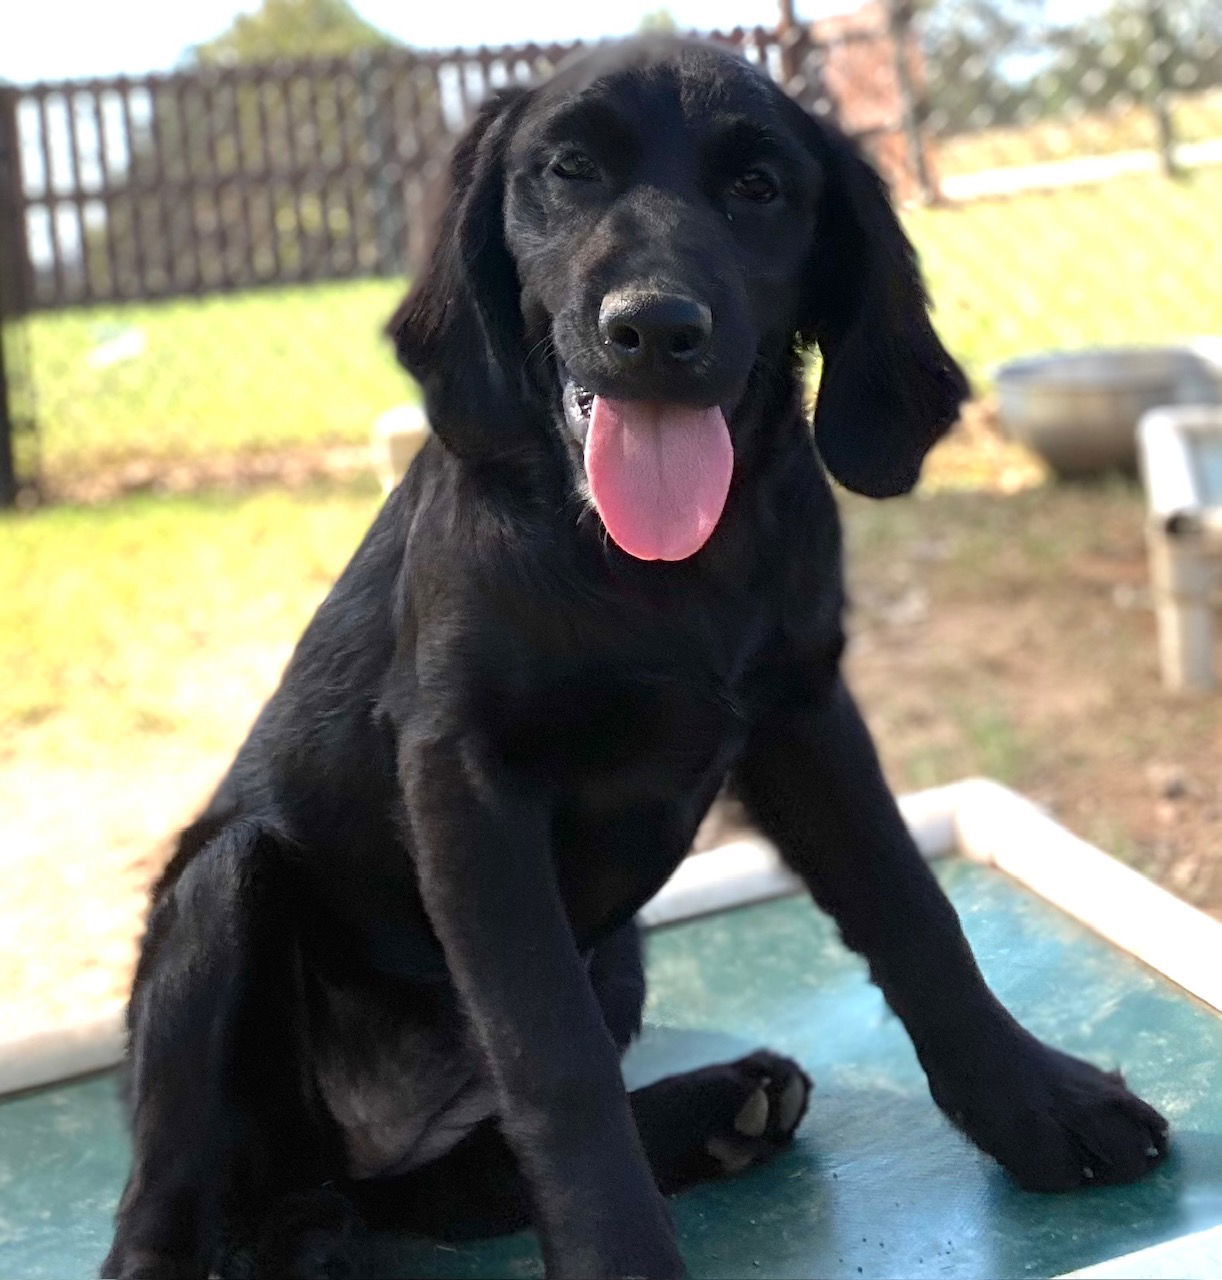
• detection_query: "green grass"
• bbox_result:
[0,473,1126,769]
[23,279,409,481]
[8,470,1222,917]
[0,478,381,757]
[906,166,1222,382]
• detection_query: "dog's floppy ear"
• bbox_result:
[797,122,969,498]
[388,87,531,458]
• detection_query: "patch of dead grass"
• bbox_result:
[843,479,1222,917]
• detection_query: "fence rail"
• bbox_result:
[0,23,914,318]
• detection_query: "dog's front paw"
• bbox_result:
[927,1036,1168,1191]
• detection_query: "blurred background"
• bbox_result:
[2,0,1221,1039]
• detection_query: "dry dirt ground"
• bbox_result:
[842,484,1222,907]
[4,426,1220,1043]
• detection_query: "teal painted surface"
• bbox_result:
[2,860,1221,1279]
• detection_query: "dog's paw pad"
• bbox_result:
[776,1072,808,1134]
[704,1051,812,1176]
[707,1134,760,1173]
[734,1087,770,1138]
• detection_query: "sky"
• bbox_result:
[2,0,795,85]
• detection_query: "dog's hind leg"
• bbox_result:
[590,925,811,1191]
[628,1050,811,1192]
[592,921,811,1191]
[349,923,808,1242]
[350,1051,810,1242]
[102,822,347,1280]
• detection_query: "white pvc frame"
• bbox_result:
[645,778,1222,1014]
[4,778,1222,1099]
[1138,406,1222,693]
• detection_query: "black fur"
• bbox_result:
[104,38,1167,1280]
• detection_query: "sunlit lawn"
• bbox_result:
[8,469,1221,909]
[23,279,409,483]
[0,475,384,1030]
[907,166,1222,381]
[1,478,383,757]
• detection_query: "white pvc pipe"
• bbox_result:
[1138,408,1222,691]
[0,1002,126,1097]
[954,779,1222,1014]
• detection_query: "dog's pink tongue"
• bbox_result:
[584,397,732,561]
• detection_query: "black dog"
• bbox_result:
[104,37,1167,1280]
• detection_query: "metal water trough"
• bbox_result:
[996,344,1222,478]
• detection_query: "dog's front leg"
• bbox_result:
[402,732,683,1280]
[732,677,1168,1192]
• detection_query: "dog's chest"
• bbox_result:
[497,663,747,793]
[525,668,751,939]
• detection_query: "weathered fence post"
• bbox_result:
[357,51,403,277]
[1144,0,1181,179]
[0,82,27,507]
[882,0,939,204]
[0,315,14,510]
[776,0,800,86]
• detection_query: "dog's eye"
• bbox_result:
[729,167,779,203]
[551,151,599,181]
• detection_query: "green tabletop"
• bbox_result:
[3,860,1221,1279]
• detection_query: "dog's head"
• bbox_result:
[391,37,967,560]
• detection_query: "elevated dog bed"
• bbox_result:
[2,781,1221,1279]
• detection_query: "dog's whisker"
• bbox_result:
[522,333,557,373]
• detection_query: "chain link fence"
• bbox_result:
[1,0,1221,505]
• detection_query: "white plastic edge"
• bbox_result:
[1055,1220,1222,1278]
[638,778,968,927]
[0,1002,126,1098]
[953,778,1222,1014]
[1139,405,1222,532]
[4,778,1222,1097]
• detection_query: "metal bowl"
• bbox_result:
[995,345,1222,479]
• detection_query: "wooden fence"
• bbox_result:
[0,22,911,317]
[0,18,921,504]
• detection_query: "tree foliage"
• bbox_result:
[87,0,412,297]
[920,0,1222,134]
[638,10,679,35]
[189,0,398,66]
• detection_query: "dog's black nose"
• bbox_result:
[598,291,712,367]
